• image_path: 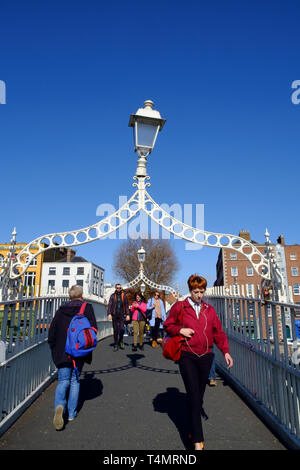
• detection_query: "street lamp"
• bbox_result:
[137,246,146,264]
[140,282,146,294]
[129,100,166,177]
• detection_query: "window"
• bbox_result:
[94,268,99,278]
[268,324,274,339]
[291,267,299,277]
[93,281,99,295]
[24,271,36,287]
[290,253,297,260]
[62,279,69,289]
[63,267,70,275]
[247,284,254,297]
[232,284,239,295]
[49,267,56,275]
[77,267,84,275]
[76,279,83,286]
[48,279,55,289]
[294,284,300,295]
[230,253,237,260]
[0,254,4,266]
[26,255,37,266]
[231,267,238,277]
[246,266,253,276]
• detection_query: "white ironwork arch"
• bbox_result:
[4,174,272,283]
[0,99,282,290]
[123,270,178,297]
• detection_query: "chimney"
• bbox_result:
[67,249,72,262]
[239,230,251,241]
[277,235,285,245]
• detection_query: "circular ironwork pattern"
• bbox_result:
[7,179,271,281]
[142,191,270,279]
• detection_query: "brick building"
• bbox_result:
[214,230,300,305]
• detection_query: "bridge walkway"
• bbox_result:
[0,336,286,451]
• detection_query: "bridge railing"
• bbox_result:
[0,295,112,436]
[206,287,300,449]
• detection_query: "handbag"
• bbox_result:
[162,302,185,361]
[146,309,153,320]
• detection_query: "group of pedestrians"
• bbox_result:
[107,284,166,352]
[48,274,233,451]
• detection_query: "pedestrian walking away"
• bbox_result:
[107,283,130,351]
[147,291,166,348]
[208,346,217,387]
[48,285,97,430]
[164,274,234,451]
[130,292,148,351]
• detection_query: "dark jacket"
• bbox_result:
[107,290,129,318]
[48,299,97,368]
[164,298,230,357]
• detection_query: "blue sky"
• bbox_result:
[0,0,299,293]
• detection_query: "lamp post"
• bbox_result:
[140,282,146,294]
[137,246,146,294]
[129,100,166,178]
[137,246,146,274]
[5,99,274,289]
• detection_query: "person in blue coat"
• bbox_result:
[147,291,166,348]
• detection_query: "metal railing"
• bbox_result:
[206,287,300,449]
[0,295,112,436]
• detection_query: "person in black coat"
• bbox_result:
[107,283,130,351]
[48,285,97,430]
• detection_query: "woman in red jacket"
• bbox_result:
[130,292,148,351]
[164,274,233,451]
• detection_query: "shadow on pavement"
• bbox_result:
[77,371,103,414]
[152,387,193,450]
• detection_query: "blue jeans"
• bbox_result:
[54,363,83,419]
[209,353,216,380]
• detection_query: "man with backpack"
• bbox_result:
[107,283,130,351]
[48,285,97,431]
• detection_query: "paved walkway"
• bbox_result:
[0,335,286,451]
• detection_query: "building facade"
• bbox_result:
[214,230,300,341]
[40,255,104,299]
[214,231,300,304]
[0,243,75,297]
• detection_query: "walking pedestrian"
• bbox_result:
[48,285,97,430]
[147,291,166,348]
[107,284,130,351]
[164,274,233,450]
[208,346,217,386]
[130,292,148,351]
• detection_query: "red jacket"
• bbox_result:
[164,298,230,357]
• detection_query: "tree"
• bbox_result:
[112,239,179,297]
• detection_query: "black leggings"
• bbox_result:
[151,317,162,341]
[178,351,214,443]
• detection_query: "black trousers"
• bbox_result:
[151,317,162,341]
[178,351,214,443]
[112,316,124,345]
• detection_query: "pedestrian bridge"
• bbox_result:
[0,292,298,450]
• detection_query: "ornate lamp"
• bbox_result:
[137,246,146,264]
[129,100,166,177]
